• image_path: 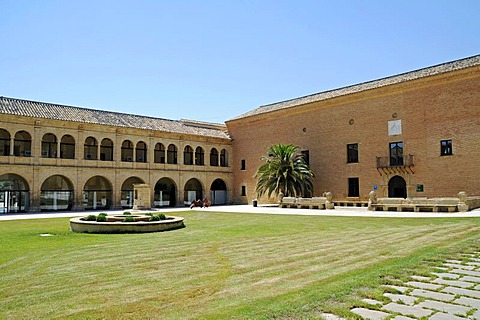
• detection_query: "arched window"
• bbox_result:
[14,131,32,157]
[167,144,177,164]
[154,143,165,163]
[184,145,193,165]
[121,177,144,208]
[100,138,114,161]
[60,135,75,159]
[40,175,74,211]
[83,176,112,210]
[84,137,98,160]
[42,133,57,158]
[220,149,228,167]
[0,129,11,156]
[0,173,29,213]
[210,148,219,166]
[136,141,147,163]
[121,140,134,162]
[184,178,203,205]
[195,147,204,165]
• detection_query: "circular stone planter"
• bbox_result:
[70,215,185,233]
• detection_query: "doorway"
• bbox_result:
[388,176,407,198]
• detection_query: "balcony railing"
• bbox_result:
[376,154,414,168]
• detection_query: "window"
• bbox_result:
[241,186,246,196]
[348,177,359,197]
[184,146,193,165]
[42,133,57,158]
[60,135,76,159]
[100,138,113,161]
[241,159,246,170]
[195,147,204,165]
[154,143,165,163]
[136,141,147,162]
[121,140,134,162]
[210,148,219,166]
[167,144,177,164]
[220,149,228,167]
[0,129,11,156]
[14,131,31,157]
[389,141,403,166]
[301,150,310,166]
[347,143,358,163]
[84,137,98,160]
[441,139,453,156]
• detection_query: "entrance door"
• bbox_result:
[388,176,407,198]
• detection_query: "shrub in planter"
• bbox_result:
[96,214,107,222]
[149,215,160,221]
[123,216,135,222]
[145,213,154,217]
[85,215,97,221]
[123,211,131,215]
[159,213,166,220]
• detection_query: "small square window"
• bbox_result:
[301,150,310,166]
[347,143,358,163]
[441,140,453,156]
[241,186,246,196]
[241,159,246,170]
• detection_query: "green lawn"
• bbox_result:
[1,211,480,319]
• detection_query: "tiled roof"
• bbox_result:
[230,54,480,121]
[0,96,230,140]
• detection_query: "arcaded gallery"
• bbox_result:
[0,54,479,213]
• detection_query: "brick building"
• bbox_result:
[227,55,480,205]
[1,54,479,212]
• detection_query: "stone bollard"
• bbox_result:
[325,192,334,209]
[458,191,468,212]
[368,190,377,211]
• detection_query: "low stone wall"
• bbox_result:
[368,191,478,212]
[279,192,334,209]
[70,215,185,233]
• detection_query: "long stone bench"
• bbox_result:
[279,192,334,209]
[368,191,475,213]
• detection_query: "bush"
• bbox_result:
[96,215,107,222]
[149,215,160,221]
[123,211,131,215]
[159,213,166,220]
[99,212,108,216]
[145,213,154,217]
[123,216,135,222]
[85,215,97,221]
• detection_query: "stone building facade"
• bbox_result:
[1,54,479,212]
[226,55,480,205]
[0,97,232,213]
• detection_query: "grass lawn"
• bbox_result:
[1,211,480,319]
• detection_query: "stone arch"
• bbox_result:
[167,144,177,164]
[14,130,32,157]
[388,175,407,198]
[195,146,204,165]
[0,128,11,156]
[184,178,203,205]
[0,173,29,213]
[42,133,57,158]
[210,148,219,166]
[136,141,147,163]
[121,176,145,208]
[60,135,75,159]
[184,145,193,165]
[83,176,112,210]
[84,136,98,160]
[154,143,165,163]
[40,175,74,211]
[121,140,134,162]
[210,178,227,205]
[100,138,114,161]
[155,177,177,207]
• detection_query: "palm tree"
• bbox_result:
[254,144,314,199]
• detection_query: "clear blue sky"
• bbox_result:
[1,0,478,123]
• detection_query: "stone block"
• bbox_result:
[405,281,442,290]
[431,272,460,279]
[383,293,417,305]
[455,296,480,308]
[410,289,455,301]
[429,312,466,320]
[417,300,469,316]
[382,302,433,318]
[442,286,480,299]
[432,277,474,288]
[351,308,390,320]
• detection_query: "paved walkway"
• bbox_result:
[2,204,480,221]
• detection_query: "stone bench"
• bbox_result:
[279,192,334,209]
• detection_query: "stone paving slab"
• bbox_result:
[417,300,470,316]
[383,284,410,293]
[391,316,415,320]
[446,259,463,264]
[320,313,344,320]
[383,293,417,305]
[460,275,480,283]
[381,302,433,318]
[431,272,460,279]
[410,289,456,302]
[444,263,476,270]
[451,268,480,277]
[455,296,480,308]
[428,312,466,320]
[351,308,390,320]
[411,275,431,281]
[405,281,442,290]
[432,277,475,288]
[467,261,480,266]
[362,298,383,306]
[442,286,480,299]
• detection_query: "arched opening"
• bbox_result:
[210,148,219,166]
[60,135,75,159]
[167,144,177,164]
[0,173,29,213]
[121,140,134,162]
[84,137,98,160]
[40,175,74,211]
[220,149,228,167]
[136,141,147,163]
[388,175,407,198]
[184,145,193,165]
[0,129,11,156]
[155,178,176,207]
[210,179,227,205]
[184,178,203,205]
[14,131,32,157]
[83,176,112,210]
[195,146,204,165]
[121,177,145,208]
[154,143,165,163]
[42,133,57,158]
[100,138,114,161]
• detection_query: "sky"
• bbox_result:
[0,0,478,123]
